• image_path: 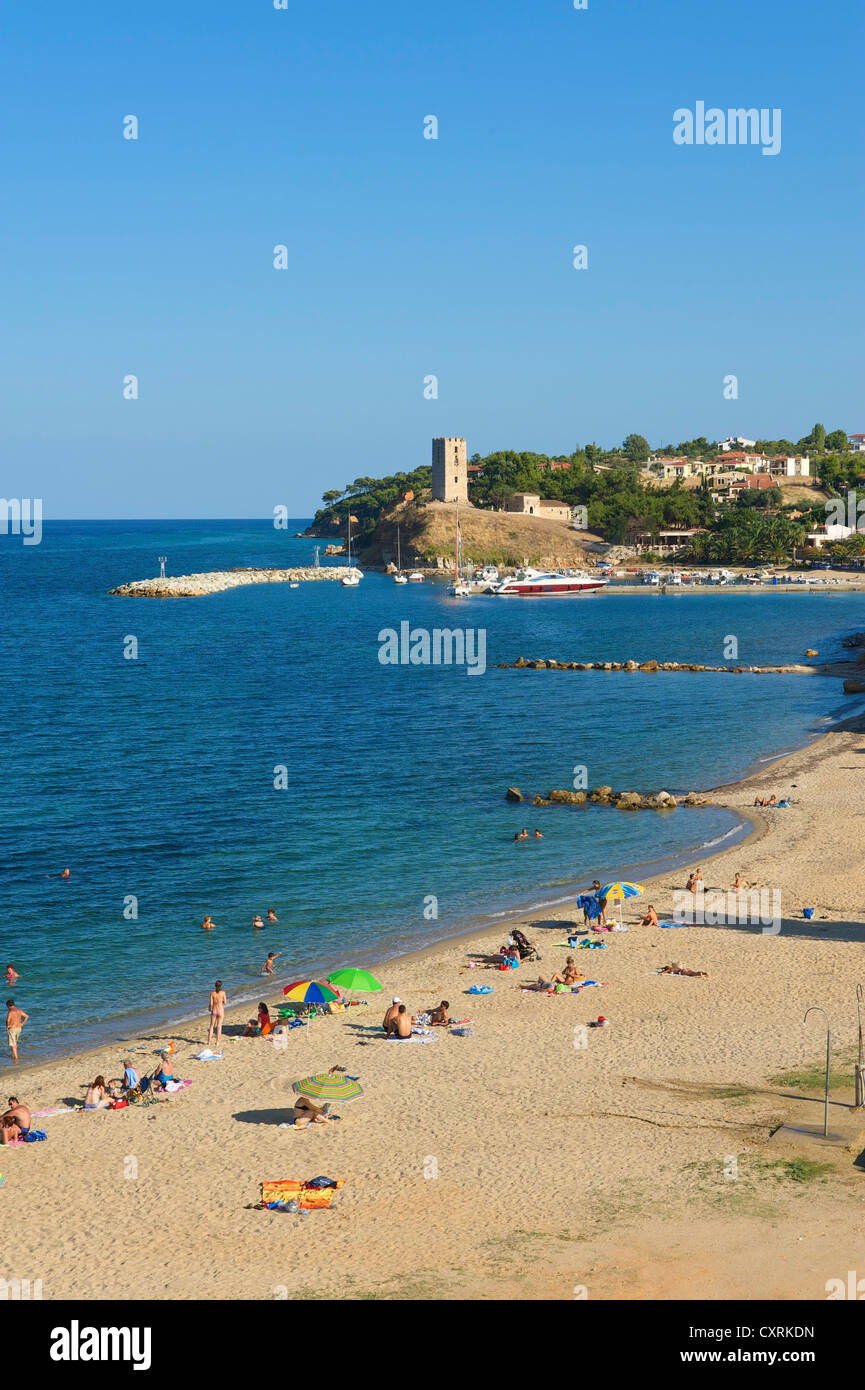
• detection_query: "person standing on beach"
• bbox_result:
[262,952,281,975]
[207,981,227,1047]
[5,1000,29,1064]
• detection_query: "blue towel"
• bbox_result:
[23,1129,47,1142]
[577,894,603,920]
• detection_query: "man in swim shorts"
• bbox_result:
[5,1000,29,1064]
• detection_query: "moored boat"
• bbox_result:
[494,567,607,596]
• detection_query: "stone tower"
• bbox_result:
[431,437,468,503]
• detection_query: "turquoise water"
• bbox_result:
[0,520,860,1062]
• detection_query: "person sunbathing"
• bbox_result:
[393,1005,412,1038]
[659,963,709,977]
[639,905,659,927]
[84,1076,112,1109]
[2,1096,30,1136]
[426,1000,450,1026]
[548,957,582,986]
[293,1096,339,1129]
[382,998,402,1035]
[0,1116,21,1144]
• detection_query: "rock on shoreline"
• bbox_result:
[109,567,360,597]
[513,785,710,811]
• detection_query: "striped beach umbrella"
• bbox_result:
[291,1072,364,1102]
[598,881,644,902]
[282,980,339,1004]
[326,968,383,993]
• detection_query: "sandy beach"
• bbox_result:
[4,722,865,1302]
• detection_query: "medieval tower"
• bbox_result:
[431,437,468,503]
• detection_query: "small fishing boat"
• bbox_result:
[408,571,424,583]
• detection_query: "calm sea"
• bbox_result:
[0,520,859,1062]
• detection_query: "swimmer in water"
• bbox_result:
[201,915,217,931]
[60,868,71,879]
[534,829,543,839]
[267,909,278,922]
[252,914,264,929]
[262,951,281,975]
[4,966,18,985]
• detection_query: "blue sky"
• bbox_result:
[1,0,862,517]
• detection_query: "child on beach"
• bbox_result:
[262,952,281,975]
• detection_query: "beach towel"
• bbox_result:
[23,1130,47,1142]
[260,1178,345,1211]
[387,1033,438,1043]
[193,1050,223,1061]
[659,922,686,928]
[577,893,603,921]
[450,1027,475,1036]
[32,1107,75,1118]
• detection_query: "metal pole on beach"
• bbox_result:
[855,985,865,1110]
[802,1006,831,1138]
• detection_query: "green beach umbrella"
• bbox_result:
[326,968,383,993]
[292,1072,364,1102]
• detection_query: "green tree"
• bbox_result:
[623,433,650,464]
[826,429,849,452]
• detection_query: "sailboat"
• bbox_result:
[446,506,471,596]
[339,515,363,586]
[393,525,407,584]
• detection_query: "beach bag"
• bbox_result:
[109,1099,128,1110]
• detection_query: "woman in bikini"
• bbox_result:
[84,1075,111,1109]
[207,980,227,1048]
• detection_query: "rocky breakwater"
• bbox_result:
[109,567,360,597]
[507,786,710,812]
[498,657,815,675]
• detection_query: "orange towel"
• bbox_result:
[261,1179,345,1211]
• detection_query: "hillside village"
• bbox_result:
[307,428,865,570]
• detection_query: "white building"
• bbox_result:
[718,435,757,452]
[806,523,854,548]
[754,455,810,478]
[849,433,865,454]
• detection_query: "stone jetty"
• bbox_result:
[497,657,815,675]
[109,567,361,597]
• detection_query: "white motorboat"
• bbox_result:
[494,567,608,596]
[408,571,424,583]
